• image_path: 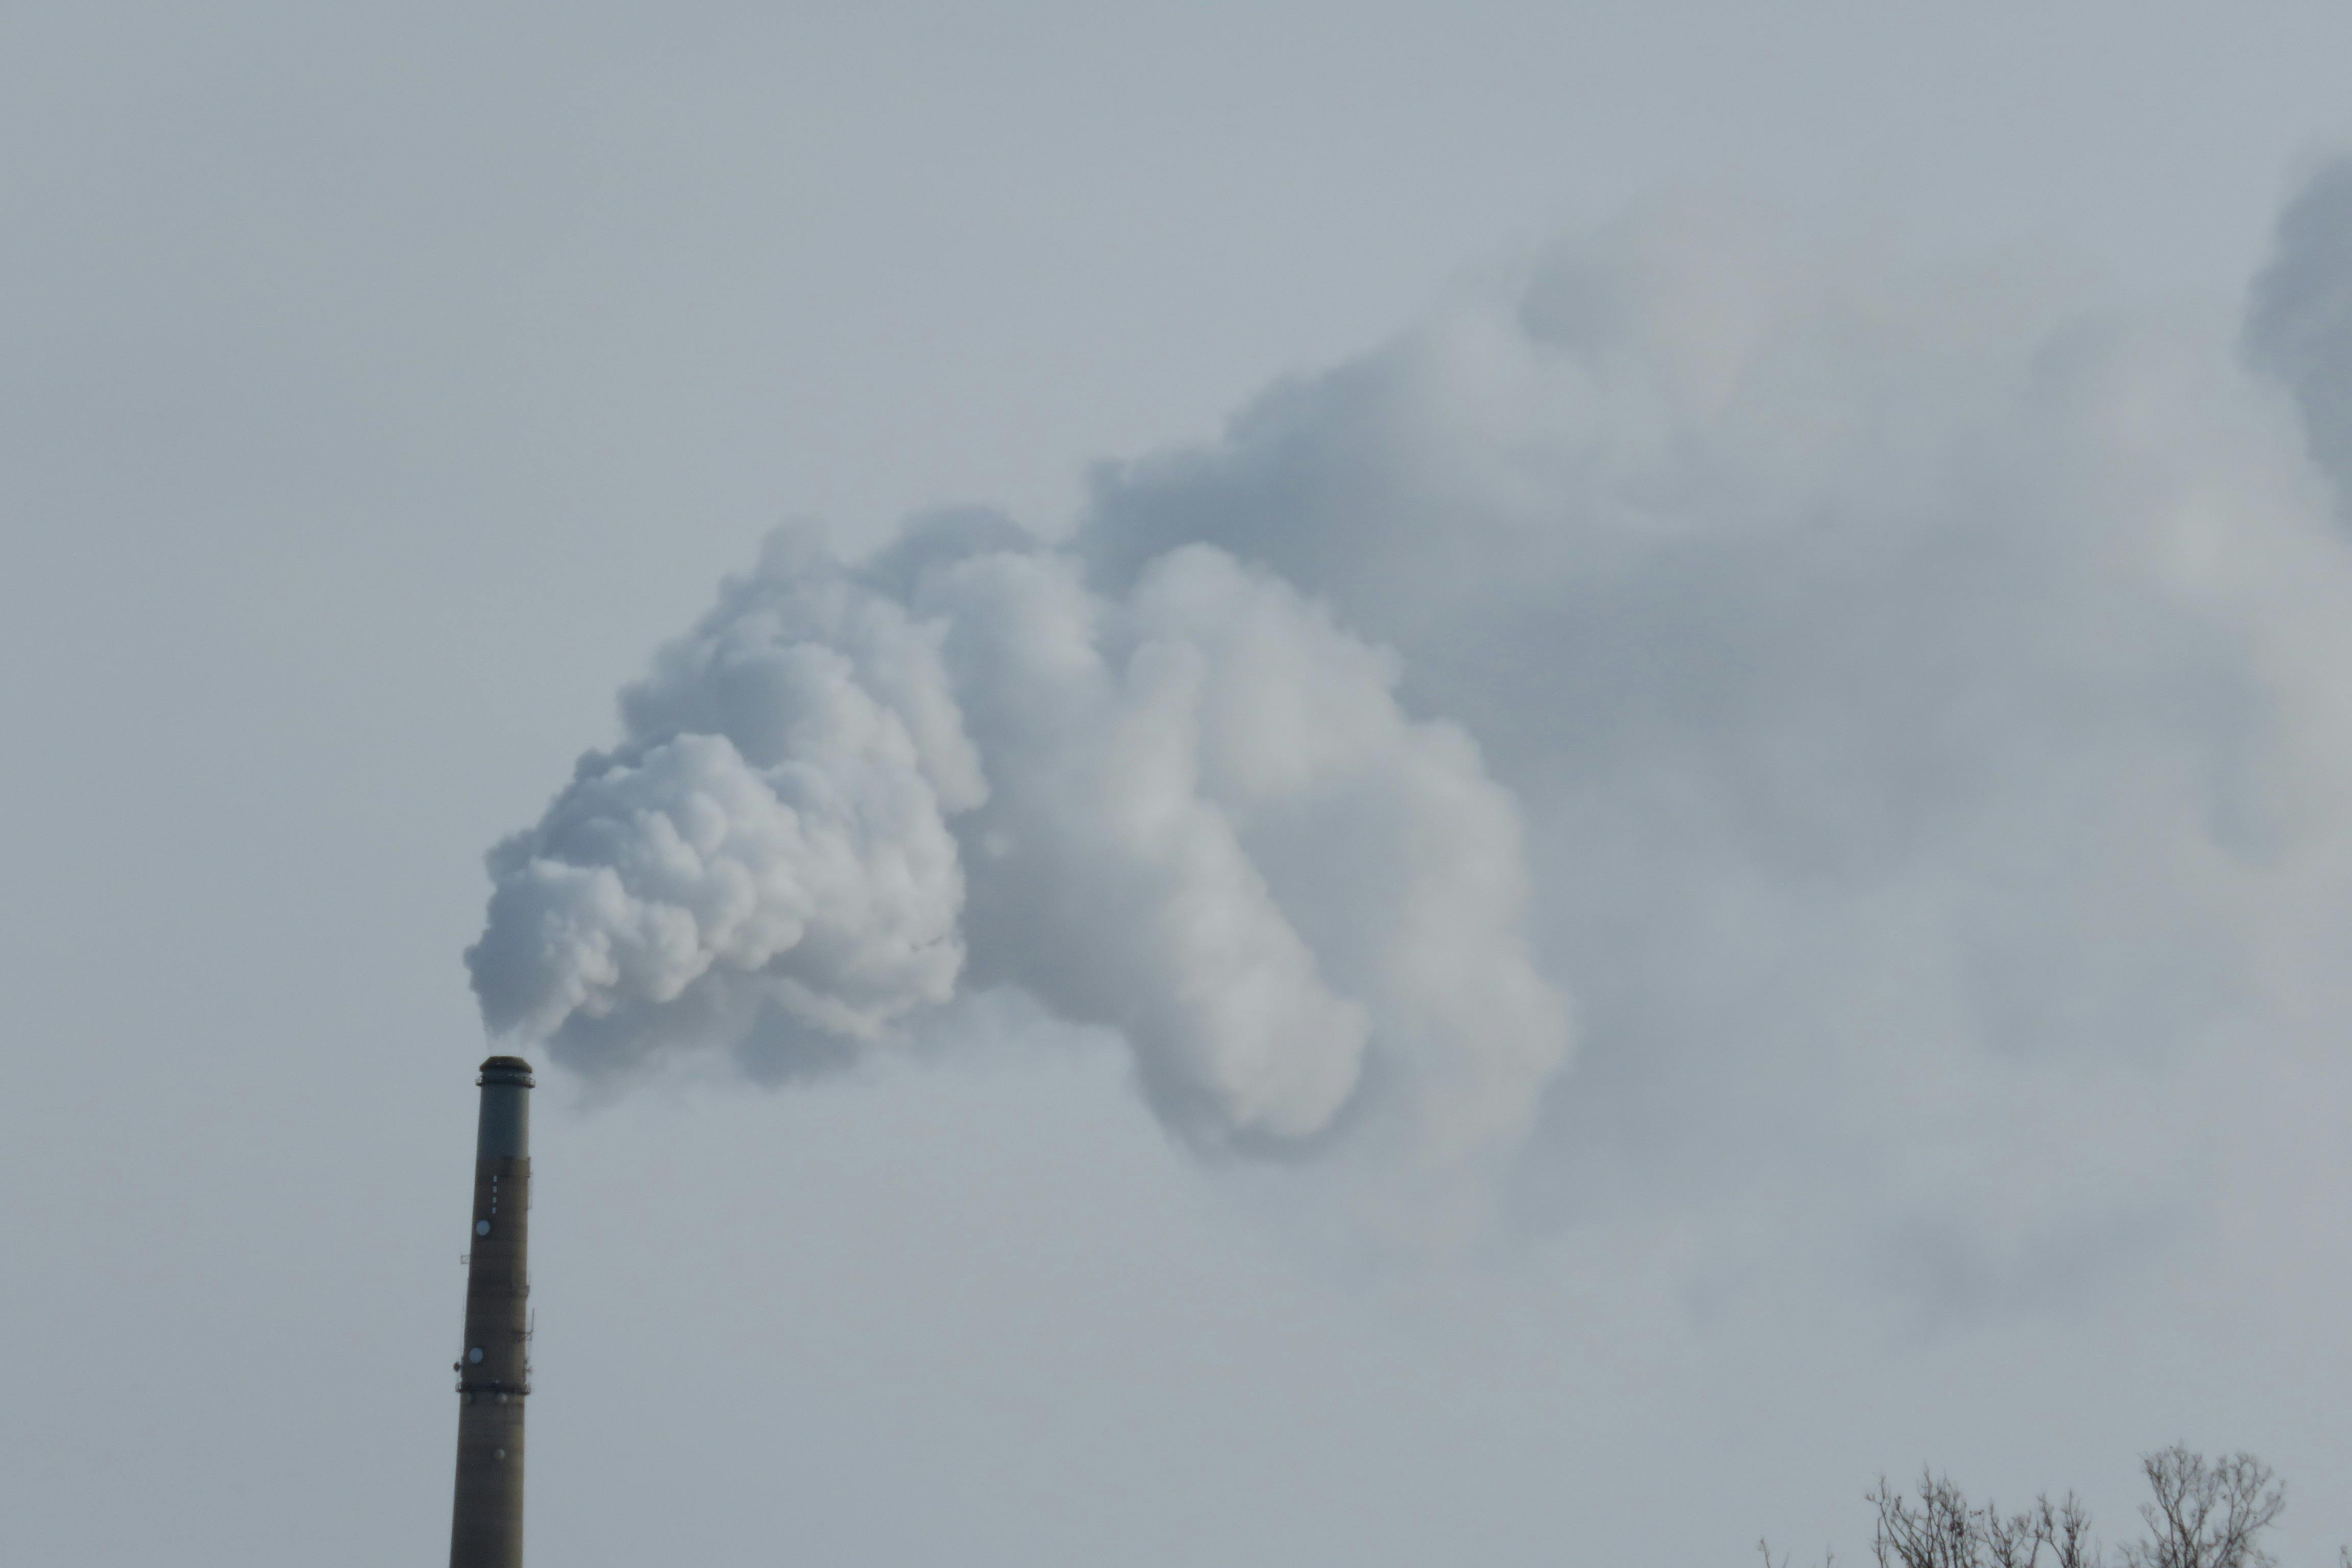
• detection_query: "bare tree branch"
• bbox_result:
[1763,1449,2294,1568]
[2118,1447,2283,1568]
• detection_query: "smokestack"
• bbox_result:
[449,1056,534,1568]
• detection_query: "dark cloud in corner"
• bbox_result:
[2248,156,2352,506]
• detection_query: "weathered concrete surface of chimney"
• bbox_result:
[450,1056,533,1568]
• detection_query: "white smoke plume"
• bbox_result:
[467,530,976,1081]
[469,518,1566,1156]
[476,158,2352,1237]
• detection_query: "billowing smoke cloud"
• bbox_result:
[467,529,977,1081]
[1074,175,2352,1289]
[475,158,2352,1240]
[469,518,1566,1156]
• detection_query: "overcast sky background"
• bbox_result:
[11,4,2352,1563]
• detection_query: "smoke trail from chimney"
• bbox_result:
[465,159,2352,1283]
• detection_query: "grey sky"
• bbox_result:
[10,5,2352,1564]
